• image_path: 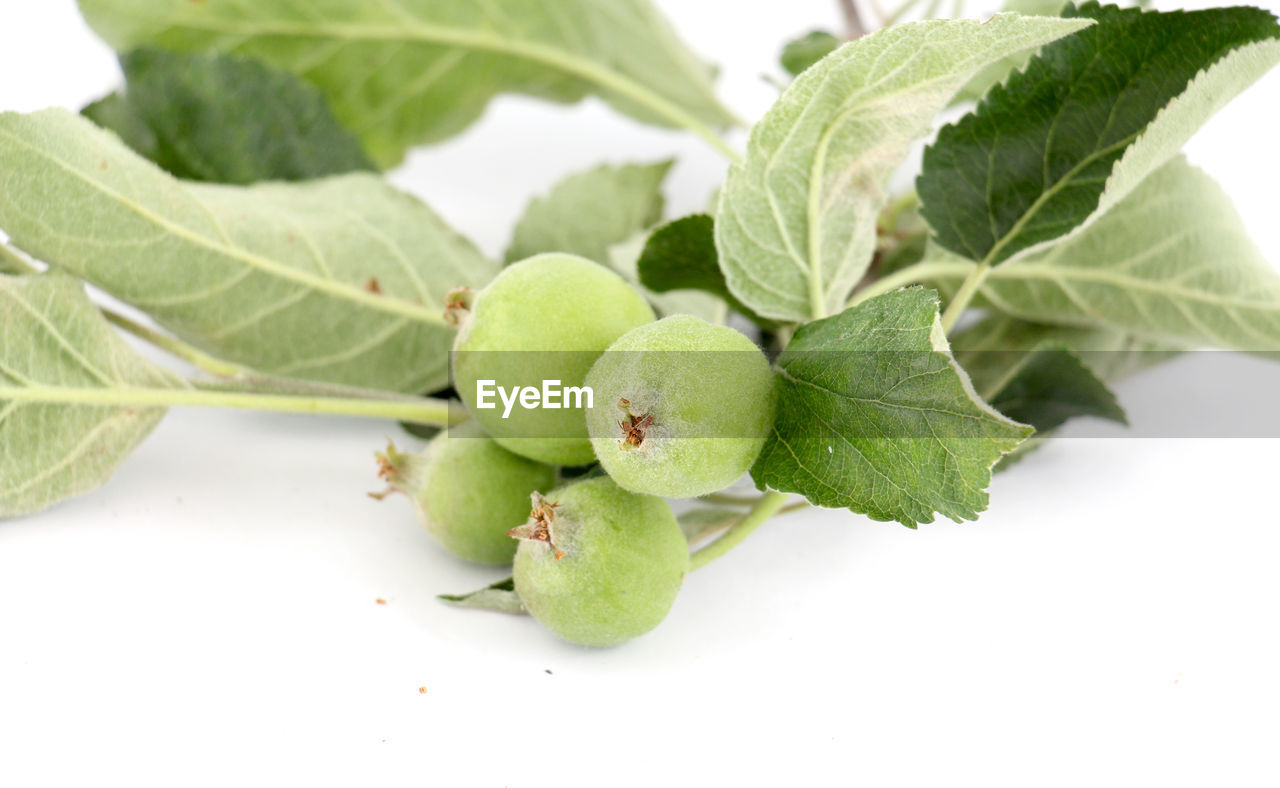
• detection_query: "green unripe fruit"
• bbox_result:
[452,253,655,466]
[511,477,687,647]
[584,314,777,498]
[374,421,557,565]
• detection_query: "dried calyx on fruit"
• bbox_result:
[511,477,688,647]
[584,315,777,498]
[373,421,556,565]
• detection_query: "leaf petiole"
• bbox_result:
[844,258,972,310]
[0,385,460,427]
[102,310,251,379]
[938,260,991,333]
[689,489,793,571]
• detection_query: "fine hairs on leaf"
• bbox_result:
[0,109,497,393]
[919,2,1280,266]
[77,0,738,166]
[0,271,184,518]
[85,48,375,184]
[716,13,1092,322]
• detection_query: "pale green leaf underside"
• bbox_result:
[715,13,1090,323]
[924,158,1280,351]
[1,271,183,518]
[77,0,736,167]
[952,0,1068,105]
[505,160,672,265]
[0,110,497,393]
[1093,38,1280,227]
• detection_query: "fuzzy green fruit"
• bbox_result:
[452,253,655,466]
[584,315,776,498]
[511,477,687,647]
[374,421,557,565]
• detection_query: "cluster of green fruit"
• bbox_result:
[376,254,777,647]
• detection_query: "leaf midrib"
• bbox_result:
[132,13,734,150]
[982,132,1139,265]
[798,23,1093,317]
[0,124,446,327]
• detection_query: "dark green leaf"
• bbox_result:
[751,288,1032,526]
[780,31,840,76]
[951,314,1177,471]
[956,344,1126,433]
[636,214,771,325]
[87,48,374,184]
[82,90,158,161]
[439,577,526,615]
[919,3,1280,265]
[950,315,1180,381]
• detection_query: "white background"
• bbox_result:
[2,1,1279,786]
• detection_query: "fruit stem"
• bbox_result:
[689,489,792,571]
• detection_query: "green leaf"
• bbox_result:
[636,214,769,325]
[85,48,374,185]
[751,288,1032,526]
[923,158,1280,352]
[955,343,1125,433]
[716,14,1091,322]
[919,3,1280,266]
[82,91,158,160]
[950,314,1179,380]
[951,314,1172,470]
[78,0,737,167]
[505,160,672,265]
[438,577,525,615]
[0,109,496,393]
[0,271,184,518]
[606,232,725,323]
[780,30,840,77]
